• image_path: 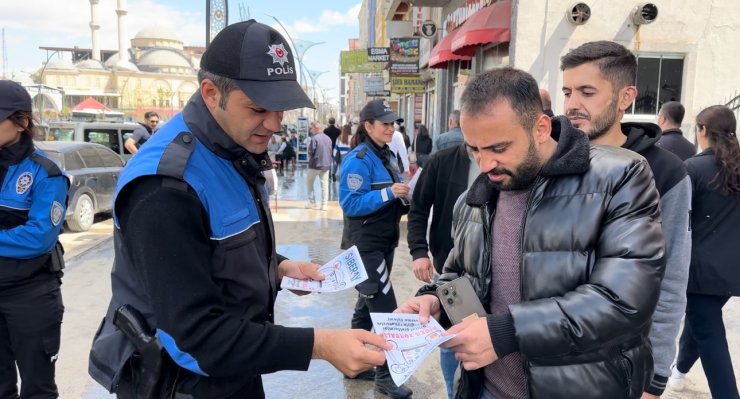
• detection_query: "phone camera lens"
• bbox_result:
[447,298,454,305]
[443,289,449,296]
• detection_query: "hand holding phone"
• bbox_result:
[436,277,487,325]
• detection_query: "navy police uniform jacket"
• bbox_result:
[340,140,408,252]
[88,94,313,398]
[0,136,68,289]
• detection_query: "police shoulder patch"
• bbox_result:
[50,201,64,226]
[347,173,363,191]
[16,172,33,194]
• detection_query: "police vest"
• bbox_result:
[0,149,68,286]
[90,113,278,395]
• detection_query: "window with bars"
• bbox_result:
[630,54,684,115]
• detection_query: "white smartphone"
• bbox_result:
[436,277,487,325]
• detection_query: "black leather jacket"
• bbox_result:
[420,118,666,398]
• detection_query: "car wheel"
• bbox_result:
[67,194,95,232]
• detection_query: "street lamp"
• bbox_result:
[35,50,60,124]
[264,13,324,116]
[306,68,327,121]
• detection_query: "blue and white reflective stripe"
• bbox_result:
[381,187,390,202]
[157,329,209,376]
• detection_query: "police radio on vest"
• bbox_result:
[267,66,295,76]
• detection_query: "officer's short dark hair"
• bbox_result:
[560,41,637,95]
[328,117,336,125]
[460,67,542,132]
[659,101,685,125]
[144,111,159,120]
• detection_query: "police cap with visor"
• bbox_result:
[200,20,315,112]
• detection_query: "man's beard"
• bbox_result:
[489,139,542,191]
[569,93,620,141]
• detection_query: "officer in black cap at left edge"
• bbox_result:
[0,80,70,399]
[87,20,390,399]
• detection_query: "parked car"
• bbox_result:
[44,121,141,161]
[35,141,124,232]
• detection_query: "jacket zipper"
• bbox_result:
[519,176,541,397]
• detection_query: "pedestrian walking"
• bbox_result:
[670,105,740,399]
[88,20,388,399]
[0,80,69,399]
[339,99,412,398]
[306,121,333,210]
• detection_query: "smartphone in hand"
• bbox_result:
[436,277,487,325]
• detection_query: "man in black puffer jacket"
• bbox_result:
[397,67,665,399]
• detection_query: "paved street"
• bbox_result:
[54,167,738,398]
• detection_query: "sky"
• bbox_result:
[0,0,361,108]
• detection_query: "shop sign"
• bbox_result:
[389,38,420,75]
[420,21,437,38]
[391,75,424,94]
[364,76,385,93]
[367,47,390,62]
[340,50,383,74]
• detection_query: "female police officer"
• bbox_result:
[0,80,69,399]
[339,99,412,399]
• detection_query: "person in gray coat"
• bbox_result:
[433,110,463,153]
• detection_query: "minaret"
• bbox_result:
[115,0,130,69]
[89,0,100,61]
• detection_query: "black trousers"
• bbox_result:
[351,249,398,331]
[676,293,739,399]
[0,278,63,399]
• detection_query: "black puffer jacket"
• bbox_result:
[420,117,666,399]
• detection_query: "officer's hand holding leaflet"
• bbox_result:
[312,329,390,377]
[277,259,325,296]
[390,182,410,200]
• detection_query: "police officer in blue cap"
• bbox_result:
[0,80,69,399]
[88,20,388,398]
[339,99,413,398]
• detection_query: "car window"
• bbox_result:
[78,147,105,168]
[122,129,135,155]
[85,129,121,154]
[64,151,85,171]
[95,147,124,167]
[50,128,74,141]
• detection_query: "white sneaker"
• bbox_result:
[668,366,686,391]
[305,201,315,209]
[320,203,327,211]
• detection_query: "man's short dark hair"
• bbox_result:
[460,67,542,132]
[197,69,240,110]
[659,101,685,125]
[328,117,336,125]
[560,41,637,94]
[144,111,159,120]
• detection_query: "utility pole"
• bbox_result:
[2,28,8,79]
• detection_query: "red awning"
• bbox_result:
[428,28,472,69]
[73,97,110,112]
[451,0,511,57]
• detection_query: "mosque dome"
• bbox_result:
[104,52,139,71]
[132,26,183,50]
[76,59,106,70]
[134,26,181,42]
[137,49,194,74]
[46,59,78,71]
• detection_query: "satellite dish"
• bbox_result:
[566,3,591,25]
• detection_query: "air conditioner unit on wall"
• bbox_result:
[566,3,591,26]
[632,3,659,25]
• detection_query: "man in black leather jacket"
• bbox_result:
[397,67,665,399]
